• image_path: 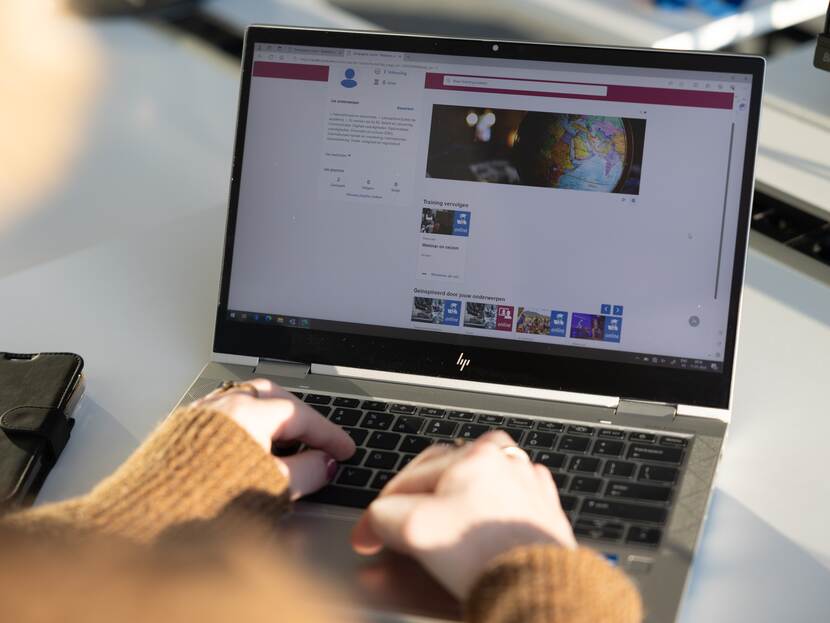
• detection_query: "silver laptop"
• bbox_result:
[177,25,764,623]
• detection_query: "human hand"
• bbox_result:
[351,431,576,600]
[196,378,355,500]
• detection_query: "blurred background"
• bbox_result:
[3,0,828,278]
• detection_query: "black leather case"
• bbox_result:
[0,352,83,512]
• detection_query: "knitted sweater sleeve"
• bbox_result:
[465,543,643,623]
[1,405,291,542]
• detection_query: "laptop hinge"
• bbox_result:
[255,359,311,379]
[615,399,677,420]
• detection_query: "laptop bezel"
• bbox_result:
[213,25,764,410]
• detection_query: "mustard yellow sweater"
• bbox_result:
[0,406,642,623]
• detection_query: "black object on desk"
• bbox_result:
[0,353,84,512]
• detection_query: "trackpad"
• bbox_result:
[279,507,460,621]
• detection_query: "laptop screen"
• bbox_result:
[224,39,755,377]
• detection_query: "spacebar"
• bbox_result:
[305,485,378,509]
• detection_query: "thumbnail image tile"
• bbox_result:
[412,297,444,324]
[420,208,471,236]
[464,302,497,330]
[496,305,514,331]
[411,297,461,326]
[426,105,646,194]
[516,307,551,335]
[570,313,605,340]
[550,310,568,337]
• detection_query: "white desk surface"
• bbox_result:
[756,42,830,221]
[1,14,829,622]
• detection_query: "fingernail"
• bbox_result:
[325,456,338,482]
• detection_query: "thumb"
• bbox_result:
[278,449,337,500]
[352,494,434,556]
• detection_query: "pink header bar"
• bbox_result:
[424,73,733,110]
[253,61,329,82]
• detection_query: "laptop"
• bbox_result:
[176,25,764,623]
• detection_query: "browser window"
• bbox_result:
[227,43,753,373]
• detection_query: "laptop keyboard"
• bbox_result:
[289,390,689,549]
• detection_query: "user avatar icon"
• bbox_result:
[341,68,357,88]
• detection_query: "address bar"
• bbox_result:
[443,76,607,96]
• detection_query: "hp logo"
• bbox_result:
[456,352,471,372]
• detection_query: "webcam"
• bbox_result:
[492,43,500,52]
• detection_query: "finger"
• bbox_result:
[279,449,337,500]
[263,399,355,460]
[352,494,433,555]
[533,463,557,494]
[476,429,517,448]
[377,442,466,499]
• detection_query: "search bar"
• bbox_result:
[442,76,607,96]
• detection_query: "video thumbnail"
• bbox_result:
[570,313,622,343]
[516,307,551,335]
[426,105,646,194]
[464,303,514,331]
[411,297,461,326]
[420,208,471,236]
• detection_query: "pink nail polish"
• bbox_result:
[326,456,338,482]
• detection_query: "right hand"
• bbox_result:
[351,431,577,600]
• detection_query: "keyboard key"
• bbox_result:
[330,408,362,426]
[559,495,578,511]
[552,473,569,491]
[458,423,490,439]
[370,471,395,490]
[626,526,662,546]
[304,394,332,405]
[337,467,371,487]
[593,440,624,456]
[398,454,416,470]
[343,427,368,446]
[660,436,689,448]
[559,435,590,453]
[389,403,417,414]
[365,450,398,470]
[534,451,566,469]
[361,400,388,411]
[570,476,603,494]
[574,519,624,541]
[582,499,667,524]
[400,435,431,453]
[536,421,564,432]
[606,481,672,503]
[500,427,525,444]
[604,460,636,478]
[419,407,446,418]
[311,405,331,417]
[333,397,360,408]
[342,448,366,466]
[306,485,376,509]
[290,392,304,399]
[479,414,505,425]
[629,432,656,443]
[598,428,626,440]
[366,431,401,450]
[447,410,476,422]
[569,456,601,473]
[523,431,557,449]
[392,416,425,434]
[361,411,395,430]
[567,424,595,436]
[508,417,533,428]
[628,444,683,464]
[638,464,678,483]
[426,420,459,438]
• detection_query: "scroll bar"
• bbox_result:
[714,123,735,300]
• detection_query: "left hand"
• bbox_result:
[195,378,356,499]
